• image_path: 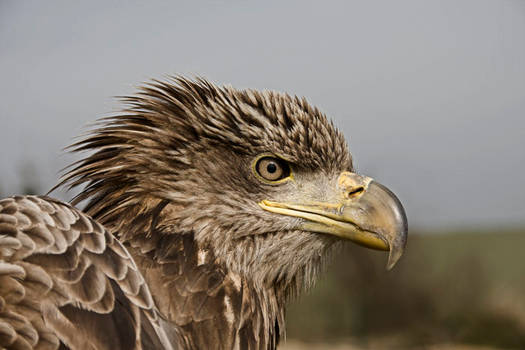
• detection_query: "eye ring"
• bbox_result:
[253,155,292,184]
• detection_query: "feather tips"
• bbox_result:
[0,195,169,350]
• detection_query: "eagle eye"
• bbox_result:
[254,156,291,183]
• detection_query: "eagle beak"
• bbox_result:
[259,172,408,269]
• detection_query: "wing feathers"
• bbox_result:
[0,195,172,350]
[79,231,106,254]
[51,256,89,284]
[67,264,107,304]
[23,225,55,249]
[0,235,22,257]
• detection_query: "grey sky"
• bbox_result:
[1,0,524,228]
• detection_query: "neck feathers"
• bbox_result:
[126,230,285,349]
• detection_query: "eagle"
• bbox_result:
[0,77,407,350]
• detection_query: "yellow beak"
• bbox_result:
[259,172,408,269]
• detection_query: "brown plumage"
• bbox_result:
[0,77,407,349]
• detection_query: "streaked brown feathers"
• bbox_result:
[0,196,173,349]
[2,77,353,349]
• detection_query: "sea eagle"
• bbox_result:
[0,77,407,349]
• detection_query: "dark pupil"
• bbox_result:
[266,162,277,174]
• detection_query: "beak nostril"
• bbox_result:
[347,186,365,198]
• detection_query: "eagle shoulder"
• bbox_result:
[0,195,174,350]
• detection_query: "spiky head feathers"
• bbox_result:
[60,77,352,289]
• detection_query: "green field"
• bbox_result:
[285,230,525,349]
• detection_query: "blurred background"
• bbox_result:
[1,1,524,349]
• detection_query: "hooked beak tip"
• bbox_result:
[365,181,408,270]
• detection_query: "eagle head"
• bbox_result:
[61,76,407,299]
